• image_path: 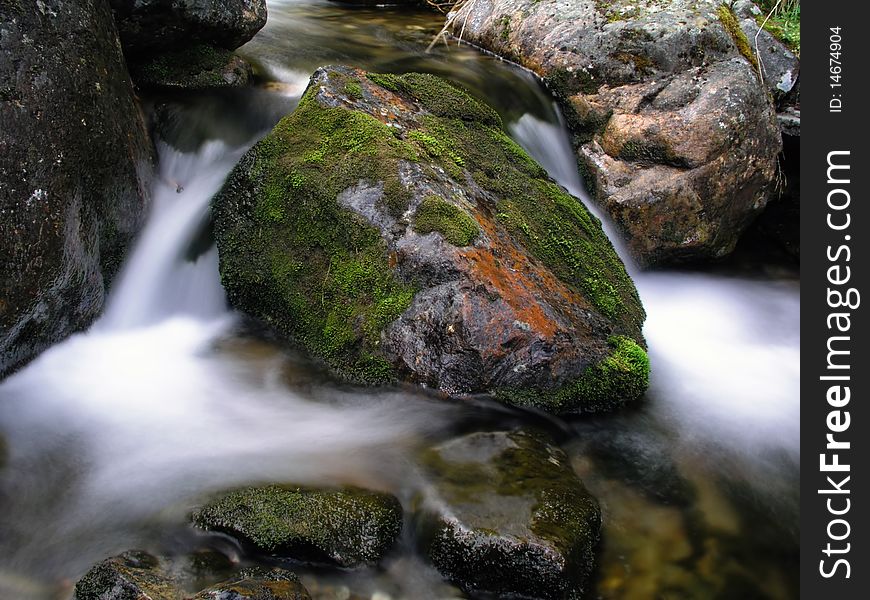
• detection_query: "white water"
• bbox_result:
[510,113,800,458]
[0,135,452,586]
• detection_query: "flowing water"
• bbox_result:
[0,1,799,598]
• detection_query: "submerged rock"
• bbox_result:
[417,430,601,599]
[74,551,182,600]
[192,567,311,600]
[0,0,153,377]
[74,552,310,600]
[110,0,268,58]
[213,66,648,414]
[192,485,403,568]
[449,0,783,266]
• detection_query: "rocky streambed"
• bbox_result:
[1,1,799,599]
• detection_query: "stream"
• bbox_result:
[0,1,799,599]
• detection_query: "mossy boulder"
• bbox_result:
[212,66,647,414]
[191,485,403,568]
[416,430,602,599]
[1,0,152,377]
[449,0,783,266]
[132,44,253,90]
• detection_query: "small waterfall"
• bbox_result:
[509,110,636,272]
[509,111,800,459]
[99,141,243,329]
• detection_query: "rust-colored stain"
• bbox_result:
[459,210,593,342]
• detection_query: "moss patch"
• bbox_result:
[132,43,247,89]
[412,196,479,246]
[366,72,502,126]
[192,485,402,568]
[717,4,759,69]
[495,335,650,414]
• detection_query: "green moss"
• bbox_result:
[413,196,480,246]
[498,15,512,42]
[192,485,402,567]
[619,139,685,167]
[496,336,649,414]
[214,87,418,384]
[345,81,363,98]
[717,4,759,69]
[133,44,244,89]
[367,72,502,126]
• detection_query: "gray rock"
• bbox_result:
[738,16,799,105]
[192,485,403,568]
[110,0,268,57]
[212,66,649,415]
[450,0,783,266]
[0,0,153,377]
[417,430,601,599]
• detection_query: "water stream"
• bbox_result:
[0,1,799,599]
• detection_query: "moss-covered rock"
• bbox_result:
[74,551,183,600]
[131,44,253,90]
[416,430,601,599]
[449,0,783,266]
[213,66,647,413]
[192,485,403,568]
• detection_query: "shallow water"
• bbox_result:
[0,1,799,599]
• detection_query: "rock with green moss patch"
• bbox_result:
[192,485,403,568]
[73,551,183,600]
[449,0,783,266]
[416,429,601,599]
[132,44,254,90]
[213,65,647,413]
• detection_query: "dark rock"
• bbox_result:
[449,0,783,266]
[109,0,268,57]
[212,66,648,414]
[192,485,403,568]
[417,430,601,599]
[777,106,800,137]
[132,44,254,90]
[0,0,153,377]
[73,551,182,600]
[192,567,311,600]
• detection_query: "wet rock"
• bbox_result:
[110,0,268,58]
[192,485,403,568]
[213,66,648,414]
[416,430,601,599]
[192,567,311,600]
[73,551,182,600]
[74,552,311,600]
[0,0,153,377]
[449,0,783,266]
[132,44,254,90]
